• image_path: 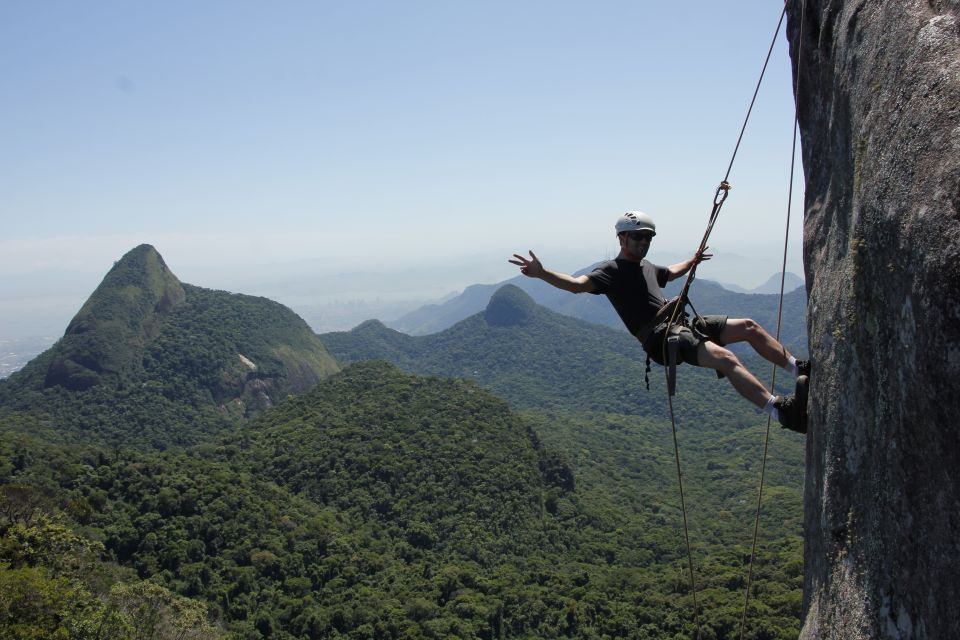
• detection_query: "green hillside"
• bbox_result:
[321,284,804,418]
[0,245,339,449]
[320,283,806,544]
[321,284,655,415]
[1,257,806,638]
[320,285,807,638]
[2,362,803,639]
[234,361,564,557]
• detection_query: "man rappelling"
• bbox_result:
[509,211,809,433]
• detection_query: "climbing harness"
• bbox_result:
[640,294,689,391]
[654,5,797,638]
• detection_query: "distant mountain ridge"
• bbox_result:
[719,271,804,294]
[387,266,807,341]
[321,284,806,417]
[0,244,339,448]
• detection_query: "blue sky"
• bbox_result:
[1,1,804,337]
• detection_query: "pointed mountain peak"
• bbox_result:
[47,245,186,390]
[99,243,181,295]
[484,284,538,327]
[66,243,185,336]
[353,319,390,332]
[754,271,804,294]
[121,243,163,262]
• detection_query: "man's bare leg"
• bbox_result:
[696,340,772,408]
[719,318,793,369]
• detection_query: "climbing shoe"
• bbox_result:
[796,359,811,378]
[775,374,809,434]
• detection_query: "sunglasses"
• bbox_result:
[626,231,655,241]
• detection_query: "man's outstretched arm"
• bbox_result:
[508,250,597,294]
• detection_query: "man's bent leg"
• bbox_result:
[696,341,771,408]
[719,318,793,369]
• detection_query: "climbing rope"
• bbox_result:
[669,3,788,315]
[657,5,790,637]
[664,388,702,637]
[737,109,800,640]
[738,1,807,638]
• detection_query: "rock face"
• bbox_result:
[787,2,960,638]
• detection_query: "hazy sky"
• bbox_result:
[1,1,806,338]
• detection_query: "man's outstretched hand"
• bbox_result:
[509,250,543,278]
[694,247,713,265]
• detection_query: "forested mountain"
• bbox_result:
[2,252,806,638]
[321,284,805,417]
[2,362,803,639]
[389,268,807,348]
[0,245,338,449]
[317,285,807,638]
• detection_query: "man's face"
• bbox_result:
[620,231,654,259]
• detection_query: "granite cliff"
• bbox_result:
[787,1,960,637]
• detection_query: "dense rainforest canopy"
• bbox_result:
[0,249,806,639]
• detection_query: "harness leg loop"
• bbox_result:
[667,335,680,396]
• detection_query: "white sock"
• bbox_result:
[763,395,779,420]
[787,356,799,377]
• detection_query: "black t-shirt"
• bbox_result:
[587,258,669,336]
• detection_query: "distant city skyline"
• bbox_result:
[2,1,805,340]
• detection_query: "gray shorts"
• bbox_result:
[642,315,728,367]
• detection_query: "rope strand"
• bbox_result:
[738,1,807,636]
[723,6,789,183]
[737,116,799,639]
[667,391,702,639]
[658,5,791,636]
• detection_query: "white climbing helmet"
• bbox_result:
[615,211,656,236]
